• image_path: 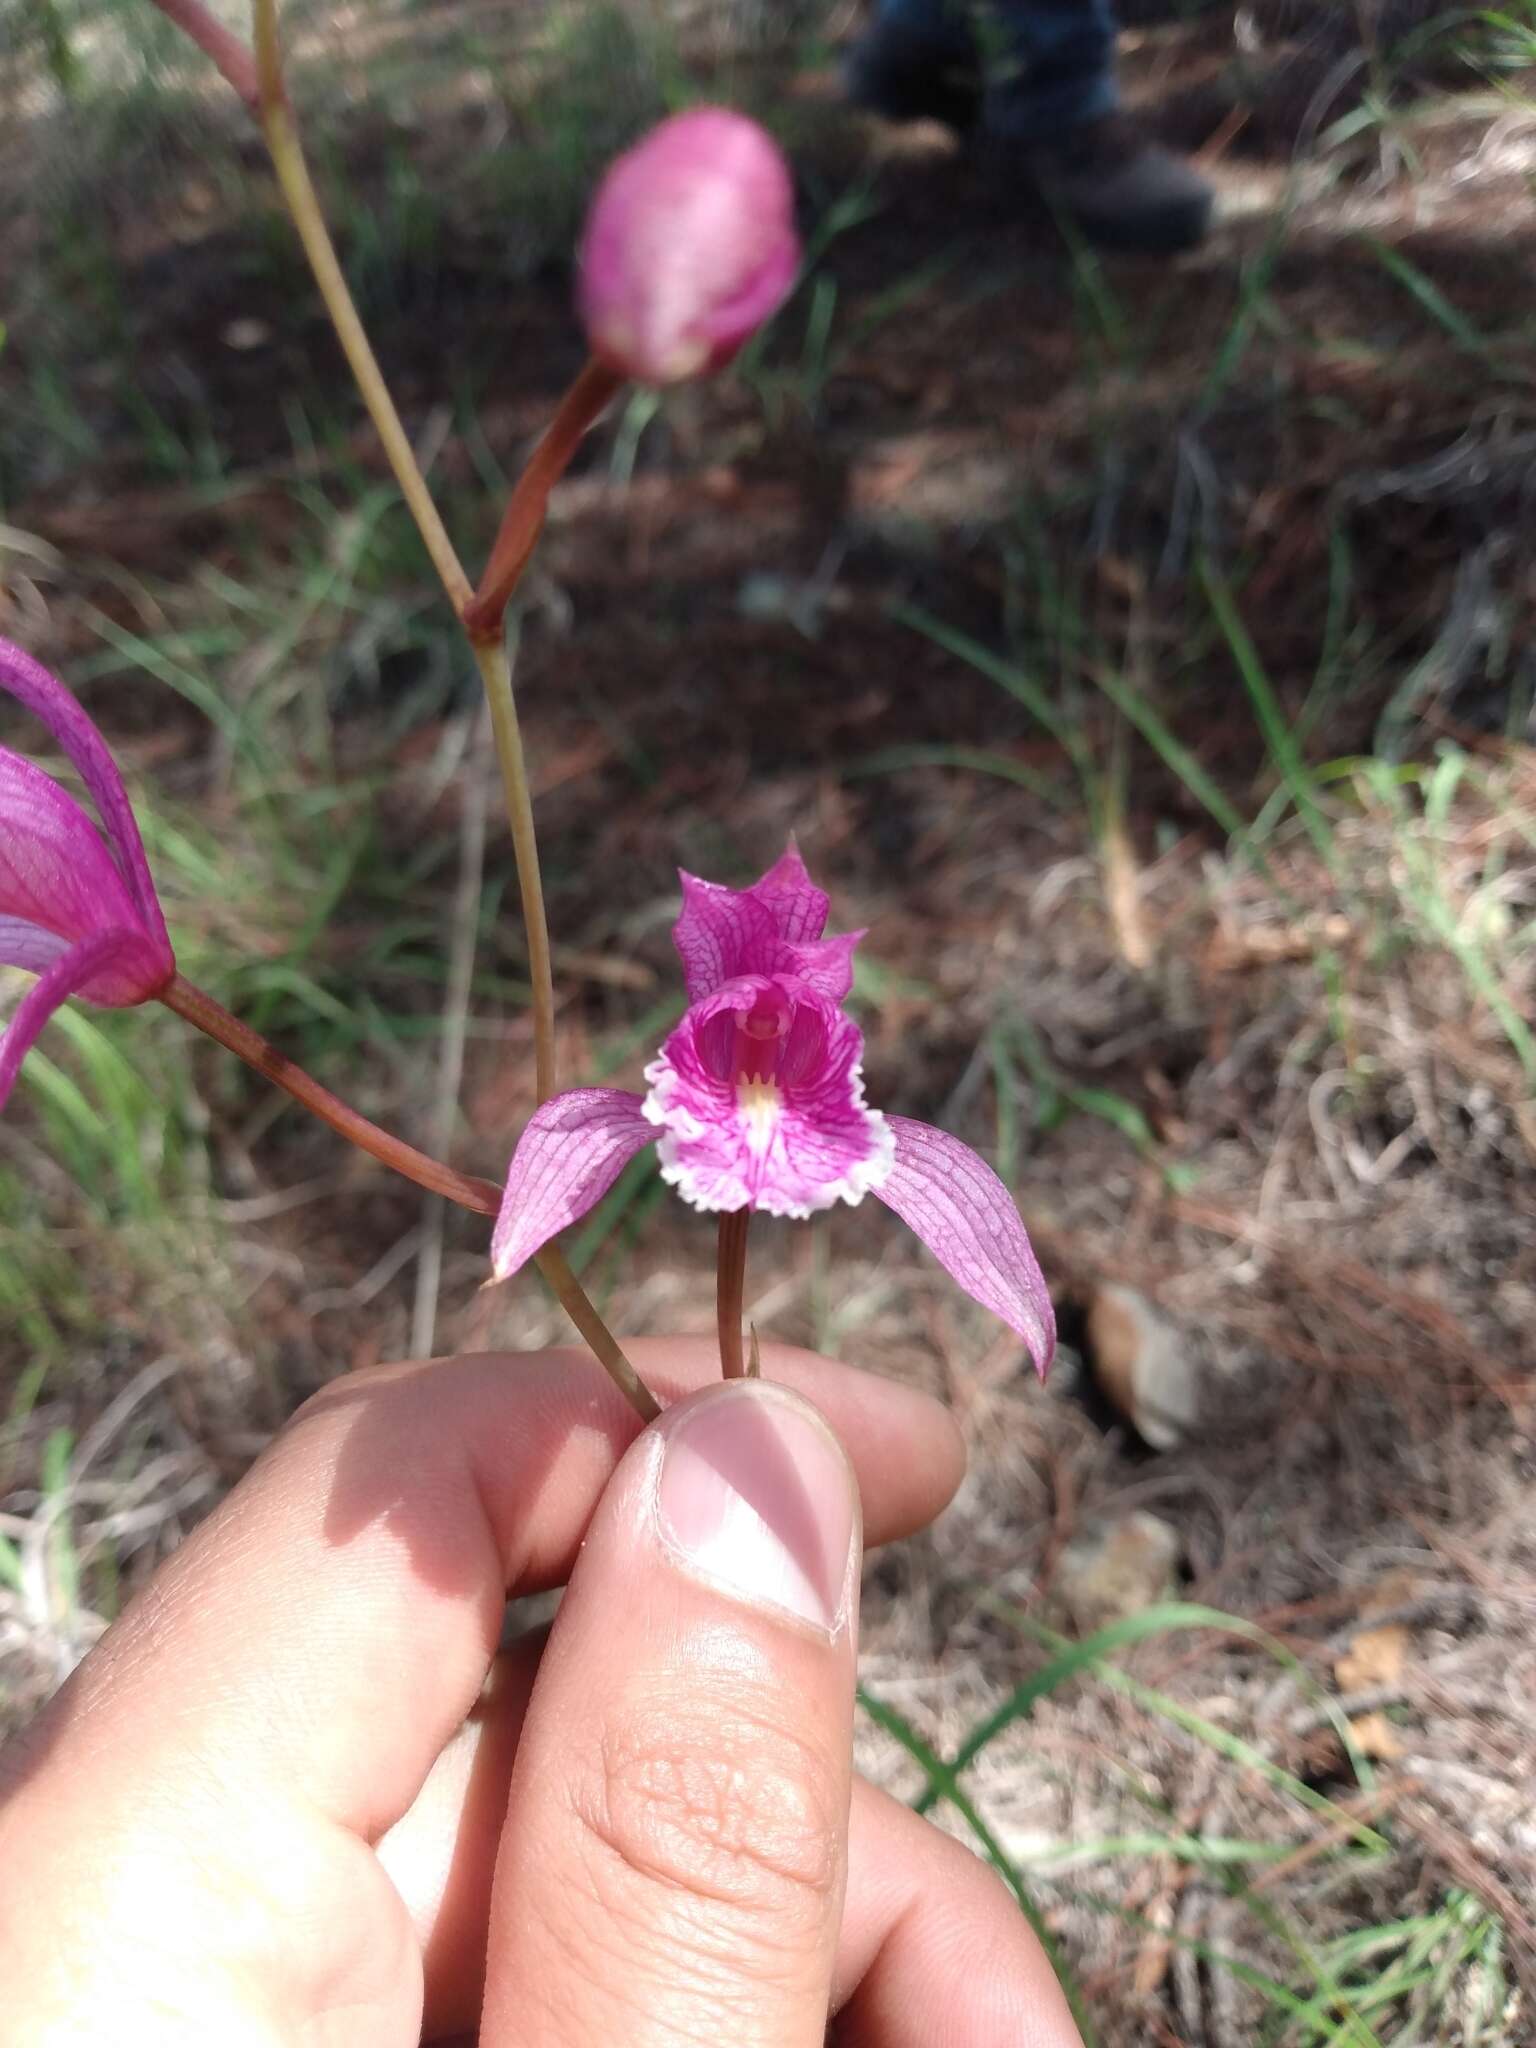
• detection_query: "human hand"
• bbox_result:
[0,1340,1083,2046]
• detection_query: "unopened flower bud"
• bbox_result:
[577,108,799,386]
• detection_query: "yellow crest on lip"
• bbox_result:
[735,1076,781,1148]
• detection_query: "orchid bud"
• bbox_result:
[577,107,800,386]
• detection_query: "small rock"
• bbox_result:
[1347,1712,1406,1762]
[1334,1623,1409,1693]
[1057,1510,1182,1631]
[1086,1283,1200,1450]
[222,317,272,351]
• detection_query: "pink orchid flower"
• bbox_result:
[492,847,1055,1375]
[578,107,800,386]
[0,638,175,1107]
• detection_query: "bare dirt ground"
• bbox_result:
[3,2,1536,2038]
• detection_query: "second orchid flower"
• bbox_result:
[0,639,176,1108]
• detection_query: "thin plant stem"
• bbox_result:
[163,976,658,1421]
[464,356,624,639]
[249,3,558,1101]
[250,0,473,612]
[411,704,491,1359]
[144,0,658,1415]
[161,975,502,1216]
[537,1244,660,1422]
[716,1207,750,1379]
[471,636,556,1102]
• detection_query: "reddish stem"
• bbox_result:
[161,974,502,1217]
[463,357,625,640]
[146,0,260,108]
[716,1207,750,1380]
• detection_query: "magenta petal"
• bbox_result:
[777,930,861,1002]
[0,930,143,1110]
[491,1088,654,1281]
[671,843,845,1001]
[876,1116,1056,1377]
[746,843,829,944]
[0,639,169,949]
[0,917,70,978]
[672,870,778,1002]
[0,749,143,938]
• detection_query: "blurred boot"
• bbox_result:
[844,6,981,131]
[989,111,1214,251]
[846,0,1214,252]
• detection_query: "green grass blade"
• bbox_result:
[858,1686,1100,2048]
[848,743,1067,807]
[1366,237,1487,356]
[1086,661,1278,880]
[81,610,248,749]
[982,1606,1386,1853]
[891,601,1073,748]
[1201,561,1335,864]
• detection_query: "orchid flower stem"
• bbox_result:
[163,975,659,1421]
[536,1244,661,1422]
[249,4,473,615]
[249,0,562,1108]
[463,356,624,639]
[143,0,659,1417]
[160,975,502,1216]
[716,1208,751,1380]
[249,0,557,1108]
[471,637,556,1103]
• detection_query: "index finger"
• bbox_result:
[3,1341,963,1842]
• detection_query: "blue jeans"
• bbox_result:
[876,0,1119,138]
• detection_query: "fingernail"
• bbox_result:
[655,1383,858,1636]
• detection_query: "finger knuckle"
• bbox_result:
[574,1696,841,1928]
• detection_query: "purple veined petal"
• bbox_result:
[491,1088,655,1281]
[672,869,779,1002]
[875,1115,1056,1378]
[0,929,144,1110]
[671,842,841,1002]
[777,930,862,1002]
[0,917,70,978]
[746,841,829,944]
[0,748,147,947]
[0,912,169,1011]
[0,638,170,949]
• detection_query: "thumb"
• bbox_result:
[479,1376,861,2048]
